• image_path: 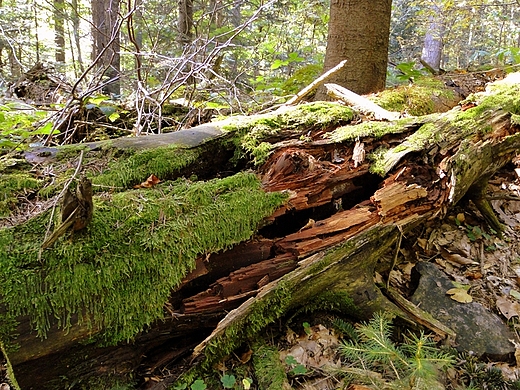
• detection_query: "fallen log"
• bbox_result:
[1,73,519,388]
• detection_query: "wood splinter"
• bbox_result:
[41,176,94,250]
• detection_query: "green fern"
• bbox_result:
[339,312,454,390]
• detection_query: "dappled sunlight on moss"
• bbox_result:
[373,78,456,116]
[93,145,201,189]
[221,102,355,165]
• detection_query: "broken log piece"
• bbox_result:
[191,74,520,367]
[275,207,378,258]
[182,253,298,314]
[193,224,405,358]
[261,146,377,212]
[3,74,520,388]
[324,83,400,121]
[385,286,456,339]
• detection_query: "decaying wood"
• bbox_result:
[325,83,401,120]
[3,73,520,388]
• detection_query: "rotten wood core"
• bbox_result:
[175,137,444,315]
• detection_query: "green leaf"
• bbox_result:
[290,364,307,375]
[33,122,54,135]
[270,59,288,70]
[108,112,120,122]
[510,290,520,300]
[86,95,109,106]
[173,384,187,390]
[303,321,312,335]
[190,379,206,390]
[287,52,304,62]
[285,355,298,365]
[221,374,236,388]
[242,378,253,389]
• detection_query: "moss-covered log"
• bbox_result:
[1,74,519,389]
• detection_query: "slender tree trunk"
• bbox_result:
[33,0,40,63]
[91,0,121,95]
[71,0,84,74]
[315,0,392,99]
[54,0,66,63]
[420,4,444,71]
[177,0,193,47]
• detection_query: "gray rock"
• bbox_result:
[410,261,516,360]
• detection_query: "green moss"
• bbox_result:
[55,144,92,160]
[252,342,290,390]
[222,102,354,165]
[328,116,423,143]
[373,78,456,116]
[0,173,41,217]
[203,280,294,366]
[0,172,287,343]
[455,75,520,128]
[93,145,201,189]
[291,290,358,318]
[512,114,520,126]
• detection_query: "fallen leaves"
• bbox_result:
[134,174,161,189]
[446,287,473,303]
[496,296,520,320]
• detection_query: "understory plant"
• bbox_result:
[338,312,454,390]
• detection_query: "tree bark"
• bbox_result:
[2,74,520,388]
[421,2,445,72]
[91,0,121,95]
[177,0,193,47]
[54,0,66,63]
[315,0,392,99]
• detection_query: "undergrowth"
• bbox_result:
[338,312,454,390]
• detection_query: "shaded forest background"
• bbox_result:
[1,0,519,113]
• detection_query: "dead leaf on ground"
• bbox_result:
[446,288,473,303]
[134,174,161,188]
[440,247,478,266]
[496,296,520,320]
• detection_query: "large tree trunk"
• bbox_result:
[1,74,520,388]
[315,0,392,99]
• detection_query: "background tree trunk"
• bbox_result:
[315,0,392,99]
[177,0,193,47]
[71,0,85,75]
[54,0,65,63]
[421,3,444,71]
[91,0,121,95]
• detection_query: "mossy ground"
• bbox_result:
[0,173,41,217]
[373,78,456,116]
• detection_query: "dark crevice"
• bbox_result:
[259,172,383,239]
